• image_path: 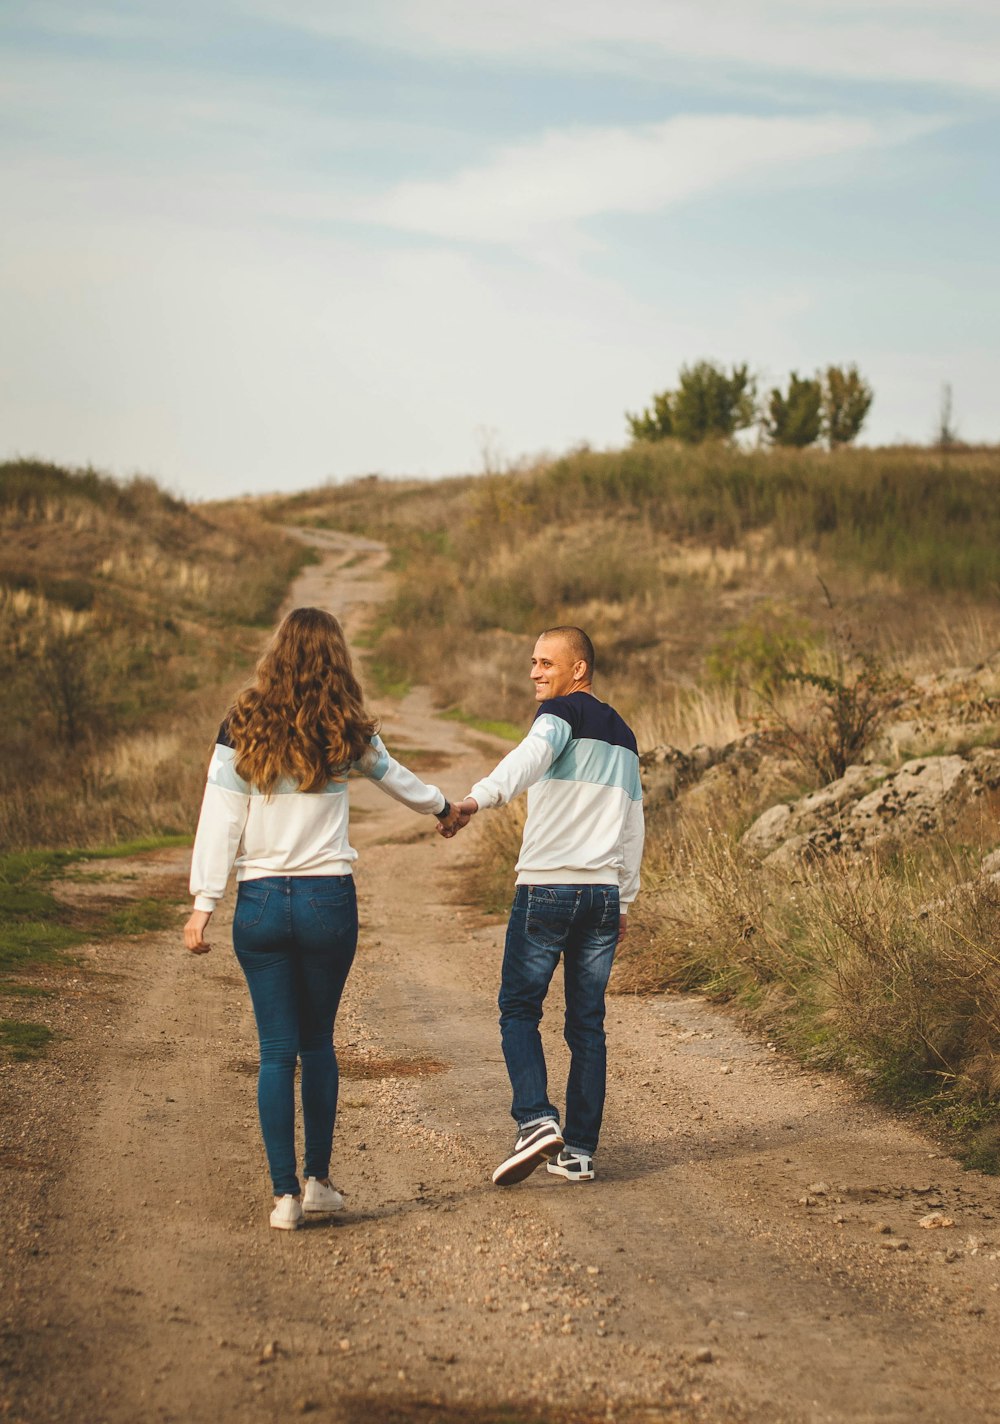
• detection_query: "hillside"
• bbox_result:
[262,442,1000,1164]
[0,459,308,851]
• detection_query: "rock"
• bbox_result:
[639,732,793,810]
[919,1213,955,1229]
[741,764,888,861]
[694,1347,714,1364]
[741,752,1000,866]
[851,756,968,839]
[741,803,794,859]
[259,1340,278,1362]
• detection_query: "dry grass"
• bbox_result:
[0,460,309,852]
[262,444,1000,735]
[262,443,1000,1159]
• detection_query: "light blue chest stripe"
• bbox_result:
[208,744,349,797]
[540,737,642,800]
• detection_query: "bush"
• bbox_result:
[766,373,823,447]
[628,361,756,444]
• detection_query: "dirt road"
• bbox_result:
[3,530,1000,1424]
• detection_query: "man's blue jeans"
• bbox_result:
[499,884,619,1156]
[232,875,357,1197]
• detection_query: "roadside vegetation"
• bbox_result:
[0,459,309,1059]
[0,840,189,1057]
[1,459,309,852]
[263,440,1000,1166]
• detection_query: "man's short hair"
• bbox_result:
[538,626,595,678]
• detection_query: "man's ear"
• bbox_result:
[573,660,588,682]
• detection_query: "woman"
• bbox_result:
[184,607,455,1229]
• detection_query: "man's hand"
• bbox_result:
[617,915,628,944]
[435,801,463,835]
[184,909,213,954]
[437,796,478,839]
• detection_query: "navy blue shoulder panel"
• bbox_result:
[533,695,582,736]
[533,693,637,754]
[216,719,235,749]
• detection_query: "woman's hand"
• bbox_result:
[184,909,213,954]
[437,797,478,839]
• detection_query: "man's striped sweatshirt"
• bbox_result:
[467,691,644,909]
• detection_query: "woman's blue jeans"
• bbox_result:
[498,884,619,1156]
[232,875,357,1197]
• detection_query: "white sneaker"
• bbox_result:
[303,1177,346,1213]
[269,1194,304,1230]
[546,1149,596,1182]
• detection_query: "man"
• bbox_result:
[443,626,643,1186]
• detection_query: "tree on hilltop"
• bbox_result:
[626,388,674,442]
[822,364,873,447]
[765,372,823,447]
[627,360,756,444]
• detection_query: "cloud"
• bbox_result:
[252,0,1000,94]
[359,112,948,247]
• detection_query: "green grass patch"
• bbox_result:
[103,899,178,936]
[0,919,82,976]
[0,837,188,979]
[963,1125,1000,1175]
[367,660,412,700]
[0,1019,55,1061]
[442,708,523,742]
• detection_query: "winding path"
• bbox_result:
[3,529,1000,1424]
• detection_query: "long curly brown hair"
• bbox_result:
[226,607,378,793]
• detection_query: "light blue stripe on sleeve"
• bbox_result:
[541,737,642,799]
[207,744,249,793]
[366,734,391,782]
[531,714,573,757]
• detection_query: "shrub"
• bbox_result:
[628,361,756,444]
[766,372,823,447]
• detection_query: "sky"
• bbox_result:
[1,1,998,499]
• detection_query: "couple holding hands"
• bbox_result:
[184,608,643,1230]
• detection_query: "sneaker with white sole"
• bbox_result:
[269,1194,304,1230]
[546,1149,595,1182]
[303,1177,345,1213]
[492,1119,563,1186]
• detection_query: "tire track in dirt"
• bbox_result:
[2,528,1000,1424]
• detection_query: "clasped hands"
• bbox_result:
[436,796,478,839]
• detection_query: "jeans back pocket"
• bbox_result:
[234,885,269,930]
[525,887,573,947]
[308,891,356,934]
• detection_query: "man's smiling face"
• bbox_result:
[529,634,588,701]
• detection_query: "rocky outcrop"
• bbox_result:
[741,749,1000,868]
[638,732,791,807]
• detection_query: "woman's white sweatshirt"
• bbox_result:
[189,727,446,911]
